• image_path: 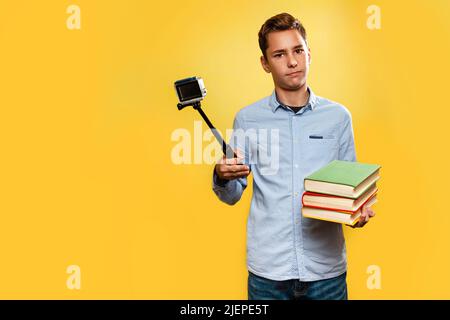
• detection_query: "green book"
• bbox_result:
[304,160,381,199]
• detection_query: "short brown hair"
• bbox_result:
[258,13,307,59]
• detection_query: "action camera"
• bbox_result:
[174,76,207,107]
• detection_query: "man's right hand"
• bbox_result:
[215,152,250,181]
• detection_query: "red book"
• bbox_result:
[302,193,377,226]
[302,184,378,213]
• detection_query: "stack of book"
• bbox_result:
[301,160,381,226]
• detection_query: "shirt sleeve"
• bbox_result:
[211,113,249,205]
[338,109,357,162]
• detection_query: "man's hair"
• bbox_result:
[258,13,307,59]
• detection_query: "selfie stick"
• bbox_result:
[177,101,237,159]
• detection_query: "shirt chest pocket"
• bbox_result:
[302,133,339,164]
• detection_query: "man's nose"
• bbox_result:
[287,54,298,68]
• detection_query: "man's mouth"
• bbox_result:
[286,71,302,77]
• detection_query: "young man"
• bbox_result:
[212,13,375,300]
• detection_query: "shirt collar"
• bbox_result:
[269,87,318,113]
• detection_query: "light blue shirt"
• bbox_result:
[212,87,357,281]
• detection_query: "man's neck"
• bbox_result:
[275,85,309,107]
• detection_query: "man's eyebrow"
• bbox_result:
[271,45,304,54]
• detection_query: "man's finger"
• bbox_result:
[357,219,366,228]
[234,171,250,178]
[351,219,363,228]
[222,166,250,174]
[224,157,238,165]
[223,170,250,179]
[364,207,374,220]
[217,164,249,177]
[224,157,245,165]
[228,165,249,172]
[360,206,368,219]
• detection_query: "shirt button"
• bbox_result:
[294,192,299,197]
[294,164,299,168]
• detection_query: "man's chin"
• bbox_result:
[281,80,306,91]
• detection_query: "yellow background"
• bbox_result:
[0,0,449,299]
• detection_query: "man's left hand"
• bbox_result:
[351,205,376,228]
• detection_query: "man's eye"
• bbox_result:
[296,49,304,54]
[274,54,283,58]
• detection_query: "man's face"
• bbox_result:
[260,29,311,91]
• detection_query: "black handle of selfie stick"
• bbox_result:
[194,103,237,159]
[177,101,237,159]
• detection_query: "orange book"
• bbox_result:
[302,193,377,226]
[302,184,378,213]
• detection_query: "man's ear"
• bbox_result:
[260,55,271,73]
[307,47,312,65]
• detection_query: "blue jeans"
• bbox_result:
[248,271,348,300]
